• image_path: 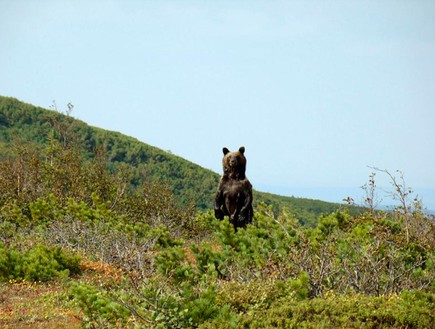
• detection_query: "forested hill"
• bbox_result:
[0,96,345,225]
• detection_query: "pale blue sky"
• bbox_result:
[1,1,435,208]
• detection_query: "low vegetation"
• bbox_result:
[0,97,433,328]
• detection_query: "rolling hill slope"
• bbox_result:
[0,96,348,225]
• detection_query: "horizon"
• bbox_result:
[1,1,434,209]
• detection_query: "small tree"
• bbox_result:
[369,167,415,243]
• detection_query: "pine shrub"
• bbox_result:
[0,243,81,281]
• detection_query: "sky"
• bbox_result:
[1,1,435,209]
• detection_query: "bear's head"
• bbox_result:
[222,146,247,180]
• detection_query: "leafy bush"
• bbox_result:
[0,243,81,282]
[240,290,435,328]
[69,282,130,328]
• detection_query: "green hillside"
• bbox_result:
[0,96,347,225]
[0,96,433,328]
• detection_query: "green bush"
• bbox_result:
[240,290,435,328]
[0,243,81,281]
[69,281,130,328]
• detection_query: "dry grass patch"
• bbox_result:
[0,280,81,329]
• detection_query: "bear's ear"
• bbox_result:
[223,147,230,155]
[239,146,245,154]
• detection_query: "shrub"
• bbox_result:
[69,281,130,328]
[0,243,81,282]
[240,291,435,328]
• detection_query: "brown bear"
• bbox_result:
[214,146,253,230]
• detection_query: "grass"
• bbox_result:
[0,260,123,329]
[0,280,81,329]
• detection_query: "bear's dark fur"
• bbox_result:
[214,146,253,230]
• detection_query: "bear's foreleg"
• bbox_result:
[238,189,253,226]
[214,189,225,220]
